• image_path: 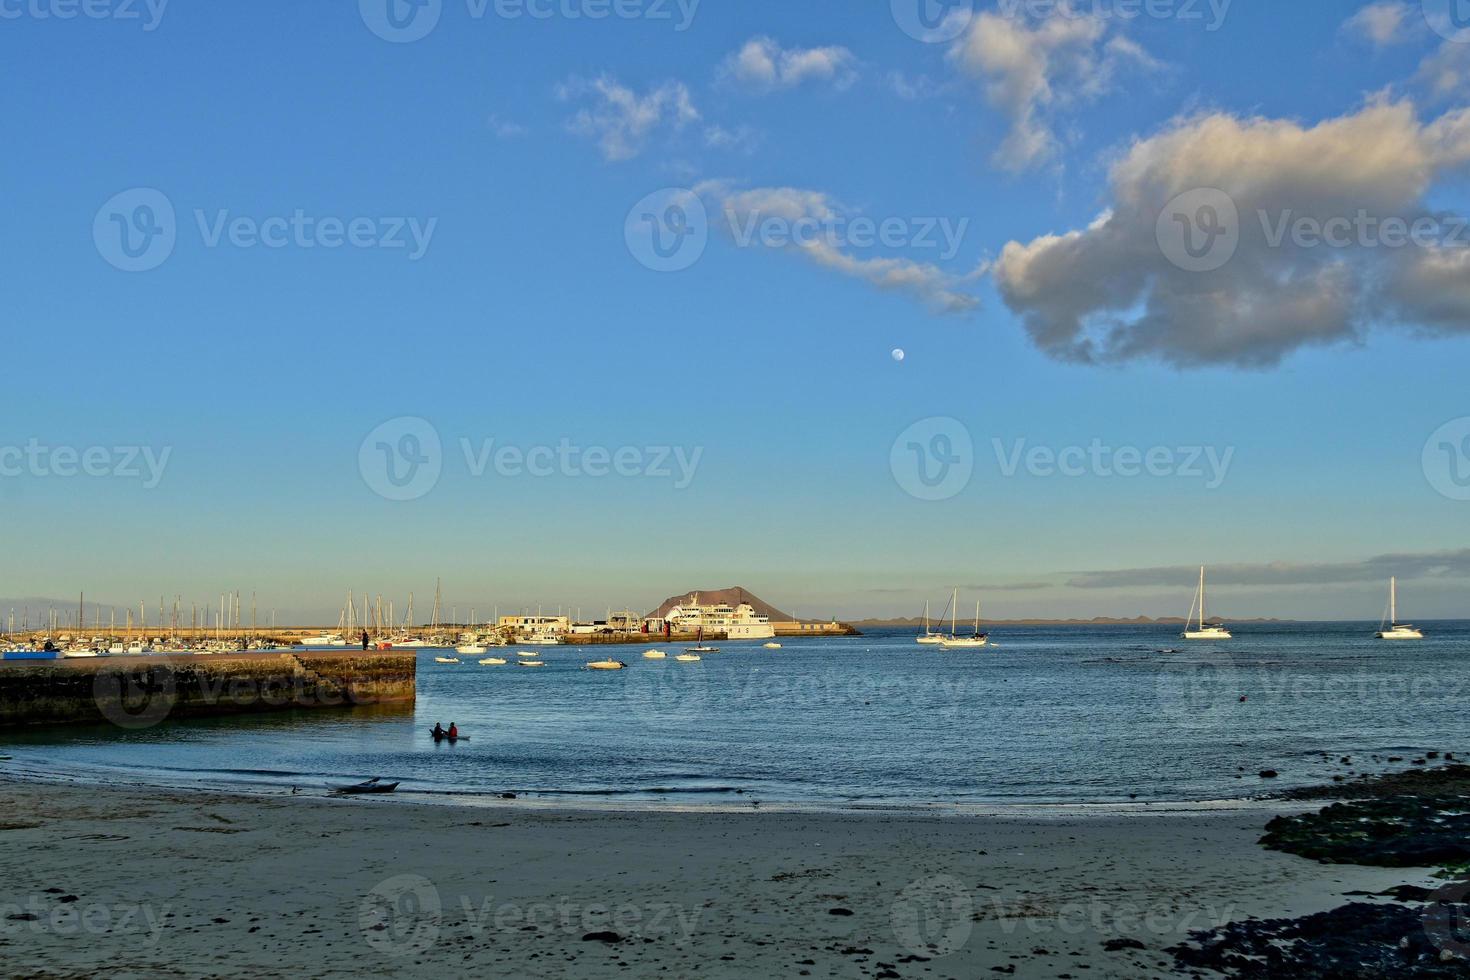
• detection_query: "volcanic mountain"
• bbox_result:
[647,588,794,622]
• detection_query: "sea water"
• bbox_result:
[2,623,1466,807]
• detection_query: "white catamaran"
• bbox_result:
[1182,566,1232,640]
[1376,577,1423,640]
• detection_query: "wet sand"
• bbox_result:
[0,777,1436,978]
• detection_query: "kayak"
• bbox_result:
[333,778,400,794]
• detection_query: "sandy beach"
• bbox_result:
[0,777,1437,979]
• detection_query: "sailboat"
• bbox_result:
[1376,577,1424,640]
[1182,567,1232,640]
[916,598,945,645]
[686,627,718,654]
[941,599,989,649]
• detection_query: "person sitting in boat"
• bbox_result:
[432,722,446,740]
[447,722,459,740]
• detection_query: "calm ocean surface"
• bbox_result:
[4,623,1467,807]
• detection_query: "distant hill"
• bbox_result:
[647,588,795,622]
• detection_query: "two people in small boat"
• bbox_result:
[431,722,459,741]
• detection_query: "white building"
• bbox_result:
[498,615,570,639]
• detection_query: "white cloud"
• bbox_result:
[557,75,699,162]
[887,70,946,101]
[487,114,527,140]
[704,124,762,155]
[949,8,1159,172]
[994,99,1470,367]
[720,37,858,92]
[697,182,983,314]
[1418,40,1470,99]
[1344,2,1415,46]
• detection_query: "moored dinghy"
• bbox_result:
[642,649,667,659]
[586,659,627,670]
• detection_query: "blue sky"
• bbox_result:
[2,0,1469,623]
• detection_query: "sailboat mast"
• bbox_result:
[1199,566,1206,629]
[1391,577,1397,624]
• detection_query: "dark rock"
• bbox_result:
[1169,898,1470,978]
[1260,770,1279,779]
[829,907,854,916]
[1260,796,1470,869]
[1103,938,1147,951]
[582,931,622,944]
[500,792,517,800]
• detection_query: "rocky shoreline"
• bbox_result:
[1168,764,1470,978]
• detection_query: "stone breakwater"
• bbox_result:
[0,651,415,729]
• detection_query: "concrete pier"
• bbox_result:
[0,650,415,729]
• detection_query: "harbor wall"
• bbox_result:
[0,651,415,730]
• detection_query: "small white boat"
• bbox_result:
[522,636,561,646]
[762,642,782,650]
[516,651,542,658]
[456,644,487,655]
[434,656,461,664]
[519,660,545,667]
[1183,567,1232,640]
[62,649,100,659]
[586,659,626,671]
[300,633,348,647]
[686,646,718,653]
[479,657,508,665]
[675,654,701,662]
[393,638,431,649]
[1376,577,1424,640]
[642,650,667,659]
